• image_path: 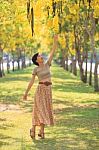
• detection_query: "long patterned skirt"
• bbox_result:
[32,84,54,126]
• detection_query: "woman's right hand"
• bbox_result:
[54,34,58,42]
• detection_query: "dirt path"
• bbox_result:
[0,104,22,112]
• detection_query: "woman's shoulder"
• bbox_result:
[32,66,39,73]
[32,66,38,75]
[45,60,51,67]
[33,66,39,71]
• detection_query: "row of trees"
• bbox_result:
[58,0,99,92]
[41,0,99,91]
[0,0,99,91]
[0,0,41,77]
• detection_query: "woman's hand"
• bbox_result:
[54,34,58,42]
[22,75,35,101]
[23,93,28,101]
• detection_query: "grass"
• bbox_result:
[0,63,99,150]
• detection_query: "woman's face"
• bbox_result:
[36,53,44,64]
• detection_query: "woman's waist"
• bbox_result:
[38,78,52,86]
[39,77,51,82]
[39,81,52,86]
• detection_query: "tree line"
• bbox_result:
[0,0,99,92]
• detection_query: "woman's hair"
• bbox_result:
[32,53,39,66]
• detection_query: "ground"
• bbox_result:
[0,63,99,150]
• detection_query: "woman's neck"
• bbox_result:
[39,63,44,67]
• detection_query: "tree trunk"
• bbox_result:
[84,51,88,83]
[7,54,10,73]
[12,52,15,72]
[85,10,98,91]
[77,50,86,83]
[74,24,85,80]
[0,47,3,77]
[94,55,99,91]
[29,58,31,66]
[16,48,21,70]
[69,62,72,73]
[2,61,5,76]
[22,49,26,69]
[84,30,89,83]
[0,60,2,77]
[68,56,72,72]
[22,59,25,69]
[12,60,15,72]
[65,56,68,71]
[65,32,69,71]
[90,17,98,91]
[79,63,86,82]
[62,57,65,69]
[61,49,66,69]
[17,58,20,70]
[72,56,77,76]
[89,53,93,85]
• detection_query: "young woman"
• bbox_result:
[23,35,58,139]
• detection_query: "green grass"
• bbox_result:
[0,63,99,150]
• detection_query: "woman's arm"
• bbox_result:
[47,34,58,65]
[23,75,35,100]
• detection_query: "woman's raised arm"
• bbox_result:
[47,34,58,65]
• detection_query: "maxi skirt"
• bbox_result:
[32,84,54,126]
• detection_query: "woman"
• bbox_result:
[23,35,58,139]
